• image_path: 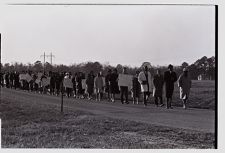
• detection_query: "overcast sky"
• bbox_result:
[0,4,215,67]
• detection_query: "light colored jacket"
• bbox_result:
[94,76,104,89]
[138,71,153,92]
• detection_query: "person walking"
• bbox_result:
[105,69,112,101]
[14,71,20,89]
[41,72,48,94]
[49,71,56,95]
[76,72,83,99]
[99,71,104,99]
[131,70,141,104]
[178,68,192,109]
[5,72,10,88]
[138,66,153,107]
[109,68,119,102]
[86,71,95,100]
[72,72,78,98]
[119,67,129,104]
[0,71,4,87]
[64,72,73,98]
[164,64,177,109]
[54,72,61,96]
[94,72,104,101]
[33,72,39,92]
[153,69,164,107]
[9,72,14,89]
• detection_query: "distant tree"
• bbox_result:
[101,63,114,76]
[1,56,215,80]
[56,64,69,73]
[188,64,198,80]
[3,63,10,72]
[45,62,53,72]
[93,61,103,73]
[27,63,33,71]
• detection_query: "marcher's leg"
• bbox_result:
[107,89,110,101]
[143,92,147,106]
[169,98,173,109]
[96,92,99,101]
[111,93,115,102]
[136,97,139,104]
[125,87,129,104]
[155,96,158,106]
[132,96,135,104]
[159,96,164,106]
[95,90,98,101]
[98,92,101,101]
[121,87,124,104]
[166,98,169,109]
[73,87,76,97]
[68,88,71,97]
[183,99,187,109]
[66,88,69,97]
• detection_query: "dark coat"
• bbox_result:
[76,76,83,94]
[55,73,62,90]
[109,73,119,94]
[105,73,111,92]
[132,76,141,98]
[164,71,177,98]
[153,74,164,97]
[50,75,56,88]
[86,74,95,94]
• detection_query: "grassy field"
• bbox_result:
[114,80,215,110]
[0,93,215,148]
[172,80,215,109]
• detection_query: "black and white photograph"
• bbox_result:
[0,0,219,150]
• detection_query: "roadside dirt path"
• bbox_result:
[1,88,215,133]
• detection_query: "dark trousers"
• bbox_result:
[120,86,128,103]
[29,82,34,91]
[107,90,110,100]
[143,92,150,106]
[66,88,72,97]
[73,85,76,96]
[50,84,55,95]
[14,81,19,89]
[166,98,172,108]
[34,83,38,91]
[6,80,10,88]
[10,80,14,88]
[154,96,163,106]
[56,83,61,95]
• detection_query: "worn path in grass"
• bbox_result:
[1,88,215,133]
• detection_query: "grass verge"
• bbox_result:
[0,95,215,148]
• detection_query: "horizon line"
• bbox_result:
[1,55,215,68]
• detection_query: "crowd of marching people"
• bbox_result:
[0,64,192,109]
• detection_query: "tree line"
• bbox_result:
[0,56,215,80]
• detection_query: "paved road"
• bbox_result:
[1,88,215,133]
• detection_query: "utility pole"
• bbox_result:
[40,52,55,73]
[48,52,55,65]
[40,52,46,73]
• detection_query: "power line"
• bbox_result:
[40,52,55,73]
[46,52,55,65]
